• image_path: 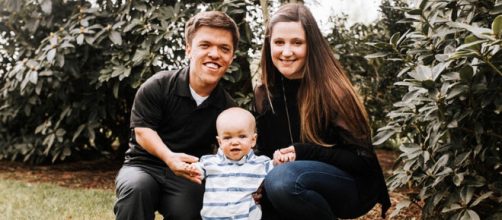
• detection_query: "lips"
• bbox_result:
[203,62,221,70]
[230,148,241,152]
[280,59,296,65]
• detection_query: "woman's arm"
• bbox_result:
[293,143,373,176]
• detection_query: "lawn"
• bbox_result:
[0,178,115,220]
[0,151,421,219]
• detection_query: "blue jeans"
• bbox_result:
[263,161,367,219]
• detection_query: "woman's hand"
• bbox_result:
[273,146,296,165]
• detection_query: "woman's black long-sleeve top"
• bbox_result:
[254,77,391,218]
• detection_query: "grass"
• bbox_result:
[0,178,115,220]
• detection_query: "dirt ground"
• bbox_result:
[0,149,422,219]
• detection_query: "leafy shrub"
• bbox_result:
[0,0,258,163]
[373,0,502,218]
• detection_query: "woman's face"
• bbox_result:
[270,21,307,79]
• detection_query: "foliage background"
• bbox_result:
[1,0,501,218]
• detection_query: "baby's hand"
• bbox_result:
[273,146,296,165]
[185,163,203,182]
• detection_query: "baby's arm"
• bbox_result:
[188,162,205,181]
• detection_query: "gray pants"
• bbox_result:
[114,164,204,220]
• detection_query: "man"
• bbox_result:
[114,11,239,220]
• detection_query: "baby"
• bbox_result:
[190,107,273,220]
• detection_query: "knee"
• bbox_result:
[115,170,159,201]
[264,165,297,197]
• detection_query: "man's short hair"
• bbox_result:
[185,11,240,51]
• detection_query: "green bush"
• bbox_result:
[373,0,502,218]
[326,0,410,146]
[0,0,258,163]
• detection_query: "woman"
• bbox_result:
[254,3,391,219]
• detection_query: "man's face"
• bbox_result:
[186,27,234,91]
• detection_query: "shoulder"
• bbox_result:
[200,154,218,162]
[252,154,272,163]
[141,69,181,88]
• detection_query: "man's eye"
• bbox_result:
[221,47,230,53]
[200,44,209,48]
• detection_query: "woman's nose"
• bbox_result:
[282,45,293,56]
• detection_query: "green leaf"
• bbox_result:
[471,192,493,207]
[43,134,56,155]
[47,48,56,62]
[390,32,400,46]
[72,124,86,142]
[409,65,432,81]
[40,0,52,14]
[490,3,502,15]
[446,85,468,100]
[492,15,502,39]
[442,203,462,213]
[113,82,119,99]
[460,186,475,205]
[453,173,464,186]
[364,52,388,59]
[77,34,84,45]
[373,129,396,145]
[390,199,411,218]
[28,71,38,84]
[448,22,495,40]
[109,30,122,45]
[463,209,480,220]
[407,9,422,16]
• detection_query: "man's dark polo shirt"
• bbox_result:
[125,67,234,166]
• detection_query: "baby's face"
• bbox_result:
[217,119,256,161]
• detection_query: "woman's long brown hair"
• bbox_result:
[260,3,371,147]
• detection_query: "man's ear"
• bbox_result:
[185,42,192,59]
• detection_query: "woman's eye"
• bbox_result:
[273,41,284,46]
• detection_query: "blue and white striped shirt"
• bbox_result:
[196,149,274,220]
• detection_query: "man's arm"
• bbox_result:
[135,127,202,184]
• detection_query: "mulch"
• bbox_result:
[0,149,422,219]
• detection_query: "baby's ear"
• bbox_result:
[216,136,222,145]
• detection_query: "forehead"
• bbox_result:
[270,21,305,39]
[190,26,234,46]
[217,112,255,131]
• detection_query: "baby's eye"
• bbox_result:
[239,135,247,138]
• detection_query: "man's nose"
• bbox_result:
[208,46,220,58]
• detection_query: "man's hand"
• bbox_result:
[165,152,203,184]
[273,146,296,165]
